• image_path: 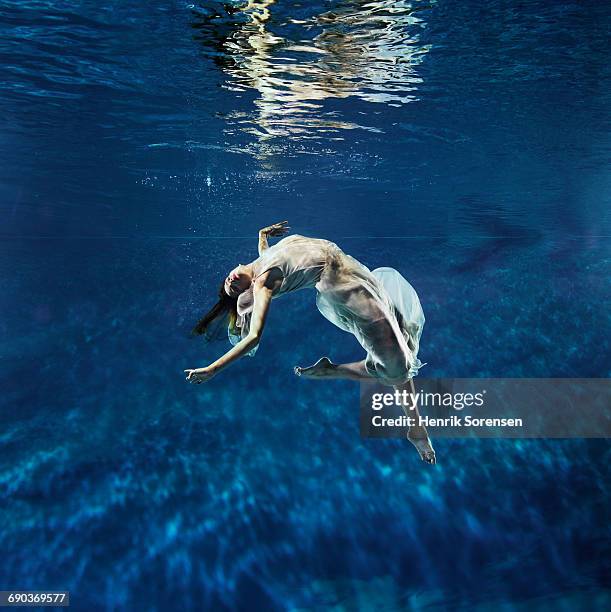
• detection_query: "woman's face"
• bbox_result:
[224,265,251,297]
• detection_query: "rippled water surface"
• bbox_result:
[1,1,610,610]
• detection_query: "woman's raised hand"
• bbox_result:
[260,220,290,237]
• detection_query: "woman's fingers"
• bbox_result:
[261,221,290,236]
[270,224,290,236]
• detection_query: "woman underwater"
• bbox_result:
[185,221,436,464]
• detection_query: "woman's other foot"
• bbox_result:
[408,430,436,464]
[294,357,335,378]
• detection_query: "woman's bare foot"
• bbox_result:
[294,357,335,378]
[408,430,436,464]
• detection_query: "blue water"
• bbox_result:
[1,1,610,610]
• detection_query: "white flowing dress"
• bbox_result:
[230,235,425,379]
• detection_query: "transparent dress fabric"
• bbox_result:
[373,266,425,376]
[227,235,425,378]
[315,263,425,379]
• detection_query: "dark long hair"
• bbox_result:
[192,282,238,337]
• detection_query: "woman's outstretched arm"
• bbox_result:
[184,277,275,384]
[258,220,289,255]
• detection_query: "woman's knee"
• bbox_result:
[375,357,409,382]
[363,318,412,382]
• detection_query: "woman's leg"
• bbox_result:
[294,308,435,462]
[295,298,412,382]
[295,302,410,382]
[295,359,436,464]
[395,379,436,464]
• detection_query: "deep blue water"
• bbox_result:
[1,0,610,610]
